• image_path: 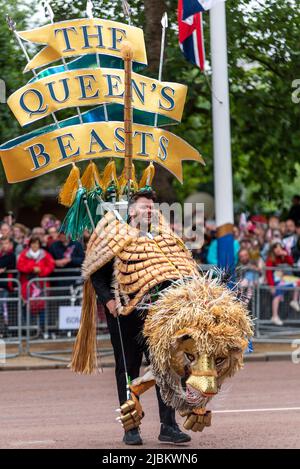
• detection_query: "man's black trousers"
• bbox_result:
[105,307,176,426]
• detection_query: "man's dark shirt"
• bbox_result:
[0,250,16,291]
[0,251,16,271]
[49,240,85,286]
[48,240,84,267]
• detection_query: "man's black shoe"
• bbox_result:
[158,423,191,444]
[123,428,143,445]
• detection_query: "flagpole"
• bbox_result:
[6,14,60,128]
[154,12,168,128]
[209,1,234,271]
[121,41,133,200]
[86,0,109,122]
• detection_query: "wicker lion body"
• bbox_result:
[71,212,253,423]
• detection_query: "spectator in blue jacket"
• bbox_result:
[207,238,240,266]
[49,233,84,269]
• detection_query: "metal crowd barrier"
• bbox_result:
[198,263,300,343]
[2,263,300,363]
[0,277,22,358]
[253,265,300,342]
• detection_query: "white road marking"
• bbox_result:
[214,407,300,414]
[10,440,55,446]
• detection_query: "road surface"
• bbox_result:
[0,361,299,449]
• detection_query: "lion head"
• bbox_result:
[143,275,253,413]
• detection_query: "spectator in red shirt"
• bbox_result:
[17,236,55,338]
[266,242,300,326]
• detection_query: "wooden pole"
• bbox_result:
[121,41,133,196]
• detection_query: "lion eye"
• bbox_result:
[216,357,226,366]
[185,353,195,362]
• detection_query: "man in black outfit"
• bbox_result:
[91,191,191,446]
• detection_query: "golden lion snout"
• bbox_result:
[186,354,218,396]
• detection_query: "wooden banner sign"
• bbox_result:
[8,68,187,127]
[0,15,204,186]
[18,18,147,72]
[0,122,204,183]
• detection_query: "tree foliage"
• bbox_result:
[0,0,40,214]
[227,0,300,211]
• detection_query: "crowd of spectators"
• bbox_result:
[193,195,300,326]
[1,195,300,336]
[197,195,300,326]
[0,213,85,338]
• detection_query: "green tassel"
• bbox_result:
[105,182,118,202]
[138,185,153,194]
[61,187,88,240]
[83,186,103,231]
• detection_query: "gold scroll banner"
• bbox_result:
[8,68,187,127]
[18,18,147,72]
[0,122,204,184]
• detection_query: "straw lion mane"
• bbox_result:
[142,274,253,414]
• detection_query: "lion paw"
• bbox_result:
[181,410,212,432]
[117,398,143,432]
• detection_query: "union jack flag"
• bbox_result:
[182,0,226,21]
[178,0,205,70]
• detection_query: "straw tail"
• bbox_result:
[70,277,99,374]
[58,164,81,207]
